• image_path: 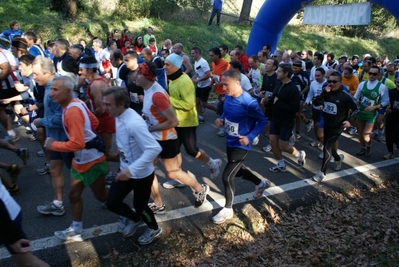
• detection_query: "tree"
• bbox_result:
[239,0,253,23]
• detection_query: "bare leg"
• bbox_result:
[50,159,64,201]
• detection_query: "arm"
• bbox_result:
[182,55,193,75]
[39,98,64,129]
[126,120,162,176]
[0,62,10,81]
[51,107,86,152]
[149,92,179,132]
[170,81,196,111]
[89,80,108,118]
[245,100,267,142]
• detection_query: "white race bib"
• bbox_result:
[361,96,374,108]
[393,100,399,109]
[323,102,337,115]
[296,84,301,92]
[224,118,239,136]
[129,92,139,103]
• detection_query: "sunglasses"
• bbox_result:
[327,80,339,84]
[369,72,379,76]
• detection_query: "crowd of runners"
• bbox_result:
[1,21,399,266]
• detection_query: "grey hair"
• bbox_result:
[102,86,130,109]
[53,75,76,91]
[93,39,103,48]
[33,55,55,75]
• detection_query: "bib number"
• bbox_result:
[323,102,337,115]
[130,92,139,103]
[224,118,239,136]
[361,96,374,108]
[393,101,399,109]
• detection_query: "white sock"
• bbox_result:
[295,151,300,157]
[207,158,215,167]
[53,200,63,208]
[72,221,83,233]
[278,159,285,167]
[7,129,16,136]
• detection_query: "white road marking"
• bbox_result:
[1,158,398,260]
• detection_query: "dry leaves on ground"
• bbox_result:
[88,180,399,267]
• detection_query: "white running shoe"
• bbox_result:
[212,208,234,224]
[54,226,83,242]
[162,179,185,189]
[210,158,222,179]
[253,180,271,199]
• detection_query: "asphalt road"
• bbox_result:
[0,108,398,266]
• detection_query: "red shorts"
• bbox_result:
[97,114,115,134]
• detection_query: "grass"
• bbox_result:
[1,0,398,60]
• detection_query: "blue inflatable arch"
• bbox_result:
[247,0,399,55]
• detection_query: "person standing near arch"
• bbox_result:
[208,0,224,26]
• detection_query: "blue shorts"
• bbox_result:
[270,122,293,141]
[378,107,386,115]
[319,116,324,129]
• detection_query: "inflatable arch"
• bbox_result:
[247,0,399,55]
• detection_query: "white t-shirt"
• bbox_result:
[306,80,325,107]
[240,73,252,92]
[194,57,211,88]
[0,180,21,220]
[0,52,16,90]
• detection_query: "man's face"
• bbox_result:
[32,64,51,86]
[230,52,237,61]
[110,54,118,68]
[363,62,371,72]
[78,67,89,78]
[19,62,32,77]
[219,48,226,57]
[300,51,307,60]
[327,76,341,91]
[265,59,275,72]
[124,55,137,70]
[221,76,240,96]
[68,48,79,60]
[315,71,324,83]
[124,41,130,47]
[103,94,123,117]
[248,58,254,69]
[352,58,358,65]
[282,55,290,63]
[50,80,69,104]
[12,23,19,31]
[387,63,395,72]
[110,43,117,51]
[92,42,100,52]
[276,67,286,80]
[313,56,320,65]
[172,45,180,54]
[161,50,168,59]
[292,65,301,74]
[52,43,60,57]
[164,60,178,76]
[257,51,264,62]
[273,54,282,62]
[191,50,199,61]
[147,28,153,34]
[343,70,352,79]
[368,68,379,82]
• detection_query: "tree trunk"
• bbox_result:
[65,0,77,19]
[239,0,253,23]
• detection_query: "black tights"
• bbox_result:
[107,172,158,230]
[385,116,399,153]
[222,147,262,208]
[321,127,344,175]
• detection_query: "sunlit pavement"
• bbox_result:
[1,109,397,266]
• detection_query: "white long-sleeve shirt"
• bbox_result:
[306,79,326,107]
[354,80,390,107]
[116,108,162,179]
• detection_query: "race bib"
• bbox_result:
[129,92,139,103]
[323,102,337,115]
[360,96,374,108]
[296,84,301,92]
[224,118,239,136]
[214,75,220,84]
[393,100,399,109]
